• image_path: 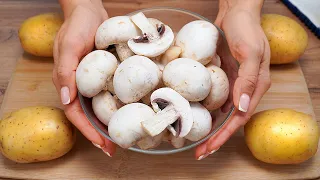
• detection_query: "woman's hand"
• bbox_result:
[53,0,116,156]
[195,0,271,160]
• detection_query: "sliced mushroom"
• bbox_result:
[108,103,155,149]
[185,102,212,141]
[95,16,140,60]
[76,50,118,98]
[92,90,118,126]
[162,58,212,102]
[141,87,193,138]
[136,130,166,150]
[202,64,229,111]
[128,12,174,57]
[175,20,219,65]
[113,55,161,103]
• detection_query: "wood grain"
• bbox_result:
[0,52,319,180]
[0,0,319,179]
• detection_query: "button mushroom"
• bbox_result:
[141,87,193,138]
[108,103,155,149]
[95,16,140,61]
[185,102,212,141]
[76,50,118,98]
[169,135,186,148]
[128,12,174,57]
[92,90,119,126]
[175,20,219,65]
[162,58,212,102]
[202,64,229,111]
[136,130,166,150]
[113,55,161,103]
[160,45,182,66]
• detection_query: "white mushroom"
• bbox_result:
[92,90,118,126]
[104,76,115,94]
[141,87,193,138]
[115,43,135,62]
[95,16,140,61]
[202,64,229,111]
[137,130,166,150]
[128,12,174,57]
[113,55,161,103]
[76,50,118,98]
[169,135,185,148]
[162,58,212,102]
[108,103,155,149]
[185,102,212,141]
[141,76,165,105]
[175,20,219,65]
[160,45,182,66]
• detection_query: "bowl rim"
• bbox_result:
[79,6,236,155]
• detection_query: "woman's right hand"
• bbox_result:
[53,0,116,157]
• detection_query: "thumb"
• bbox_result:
[233,55,260,113]
[54,38,84,105]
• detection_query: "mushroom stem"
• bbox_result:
[141,104,180,137]
[115,43,135,62]
[130,12,160,41]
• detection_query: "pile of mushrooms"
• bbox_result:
[76,12,229,150]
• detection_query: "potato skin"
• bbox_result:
[261,14,308,64]
[18,13,63,57]
[0,106,76,163]
[244,108,319,164]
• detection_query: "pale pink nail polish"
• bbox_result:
[239,93,250,112]
[61,86,70,105]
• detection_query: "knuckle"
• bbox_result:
[243,75,257,93]
[231,37,264,62]
[57,65,71,82]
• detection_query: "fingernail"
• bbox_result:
[197,153,209,160]
[92,142,102,149]
[61,86,70,105]
[102,148,112,157]
[209,147,220,154]
[239,93,250,112]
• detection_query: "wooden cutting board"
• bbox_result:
[0,53,319,180]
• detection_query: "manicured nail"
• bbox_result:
[197,153,209,160]
[239,93,250,112]
[61,86,70,105]
[92,142,102,149]
[209,147,220,154]
[102,148,112,157]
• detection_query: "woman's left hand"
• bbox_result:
[195,0,271,160]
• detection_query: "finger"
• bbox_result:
[101,138,117,157]
[195,142,208,160]
[64,97,104,146]
[206,76,271,153]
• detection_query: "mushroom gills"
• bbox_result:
[130,12,160,42]
[141,102,181,137]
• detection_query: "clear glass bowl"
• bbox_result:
[79,7,238,155]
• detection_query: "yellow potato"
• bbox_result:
[0,106,76,163]
[244,108,319,164]
[19,13,63,57]
[261,14,308,64]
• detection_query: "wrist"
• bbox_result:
[216,0,264,26]
[59,0,108,19]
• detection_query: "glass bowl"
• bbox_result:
[79,7,238,155]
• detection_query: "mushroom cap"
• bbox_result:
[162,58,212,102]
[175,20,219,65]
[113,55,161,103]
[92,90,118,126]
[127,25,174,57]
[76,50,118,98]
[108,103,155,149]
[185,102,212,141]
[202,64,229,111]
[95,16,141,49]
[150,87,193,137]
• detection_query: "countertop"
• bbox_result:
[0,0,319,122]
